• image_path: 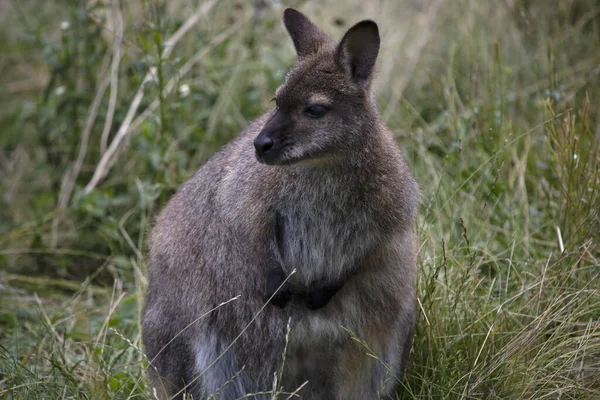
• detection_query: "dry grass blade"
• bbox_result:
[99,0,124,155]
[129,16,250,134]
[50,57,111,247]
[82,0,219,195]
[172,270,297,399]
[126,295,241,398]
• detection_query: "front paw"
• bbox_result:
[302,284,340,310]
[266,267,293,308]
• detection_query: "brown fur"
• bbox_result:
[142,8,419,400]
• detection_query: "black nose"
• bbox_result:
[254,135,274,156]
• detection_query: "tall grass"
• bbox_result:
[1,0,599,398]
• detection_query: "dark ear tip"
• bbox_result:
[351,20,379,37]
[283,8,301,22]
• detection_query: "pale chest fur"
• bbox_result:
[275,171,381,286]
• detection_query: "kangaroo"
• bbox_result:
[142,8,419,400]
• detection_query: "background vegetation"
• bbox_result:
[1,0,599,398]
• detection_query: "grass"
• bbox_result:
[1,0,599,398]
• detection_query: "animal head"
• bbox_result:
[254,8,381,165]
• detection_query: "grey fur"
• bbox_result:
[142,8,419,400]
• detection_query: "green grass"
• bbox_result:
[1,0,599,398]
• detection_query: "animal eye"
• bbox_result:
[304,105,328,118]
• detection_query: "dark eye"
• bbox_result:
[304,105,328,118]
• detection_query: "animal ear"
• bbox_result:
[283,8,332,59]
[336,20,380,85]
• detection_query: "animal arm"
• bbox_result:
[295,280,343,310]
[266,264,344,310]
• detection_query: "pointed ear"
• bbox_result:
[336,20,380,84]
[283,8,332,59]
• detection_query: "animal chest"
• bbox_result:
[275,188,378,286]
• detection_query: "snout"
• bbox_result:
[254,132,283,164]
[254,135,274,158]
[254,110,288,164]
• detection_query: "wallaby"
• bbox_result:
[142,8,419,400]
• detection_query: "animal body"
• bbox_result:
[142,8,419,400]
